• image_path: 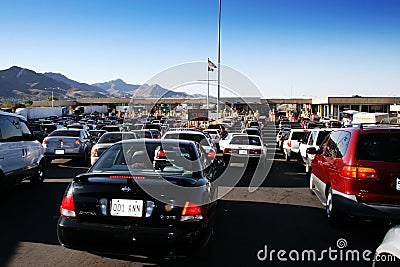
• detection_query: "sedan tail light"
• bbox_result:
[91,149,98,157]
[42,139,46,145]
[156,149,166,157]
[60,188,76,218]
[74,139,81,145]
[207,150,216,159]
[287,141,292,147]
[180,201,203,222]
[341,166,378,179]
[223,148,232,154]
[250,149,262,155]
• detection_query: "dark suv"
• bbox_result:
[308,125,400,224]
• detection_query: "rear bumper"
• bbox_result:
[45,152,85,160]
[333,190,400,220]
[57,216,211,256]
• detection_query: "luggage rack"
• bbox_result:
[350,122,400,129]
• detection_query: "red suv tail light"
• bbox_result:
[60,188,76,218]
[180,201,203,222]
[341,166,378,179]
[357,167,378,179]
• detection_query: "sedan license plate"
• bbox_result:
[239,149,248,155]
[55,149,65,155]
[111,199,143,217]
[396,178,400,191]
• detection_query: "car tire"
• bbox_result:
[30,161,45,185]
[284,152,291,162]
[82,150,90,166]
[309,173,315,195]
[326,187,344,226]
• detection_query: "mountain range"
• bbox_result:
[0,66,199,100]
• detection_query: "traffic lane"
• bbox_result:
[0,159,88,266]
[179,200,392,267]
[0,158,392,267]
[46,159,90,179]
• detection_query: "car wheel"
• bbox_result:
[309,174,315,195]
[284,152,291,162]
[326,187,343,226]
[82,150,90,166]
[305,164,311,178]
[30,161,45,185]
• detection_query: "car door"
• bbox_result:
[19,118,43,177]
[81,130,92,152]
[311,132,332,200]
[0,114,25,184]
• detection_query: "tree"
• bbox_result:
[47,96,59,101]
[24,100,33,107]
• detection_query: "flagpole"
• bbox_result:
[207,58,210,119]
[217,0,221,120]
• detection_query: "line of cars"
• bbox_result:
[276,121,400,227]
[57,118,269,258]
[0,110,268,259]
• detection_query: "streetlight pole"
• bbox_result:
[51,88,54,107]
[45,87,59,107]
[217,0,221,120]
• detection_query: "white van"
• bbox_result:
[0,111,45,191]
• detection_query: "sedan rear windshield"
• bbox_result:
[291,132,308,140]
[92,143,199,178]
[98,133,136,144]
[48,130,80,137]
[231,136,261,146]
[164,133,206,144]
[356,132,400,162]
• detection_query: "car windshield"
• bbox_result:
[98,133,136,144]
[49,130,80,137]
[316,131,331,146]
[164,133,207,144]
[292,132,308,140]
[246,129,259,135]
[356,132,400,162]
[131,130,152,139]
[91,142,198,178]
[204,130,218,135]
[230,136,261,146]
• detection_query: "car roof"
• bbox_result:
[0,111,26,120]
[115,138,197,147]
[164,130,205,135]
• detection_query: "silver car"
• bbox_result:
[0,111,45,190]
[42,129,93,165]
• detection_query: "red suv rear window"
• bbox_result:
[356,132,400,162]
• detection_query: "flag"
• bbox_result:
[208,58,217,71]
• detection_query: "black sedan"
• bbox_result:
[57,139,221,257]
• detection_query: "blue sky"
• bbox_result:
[1,0,400,97]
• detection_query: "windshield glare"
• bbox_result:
[91,143,200,178]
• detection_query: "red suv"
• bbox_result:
[308,125,400,224]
